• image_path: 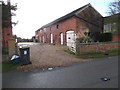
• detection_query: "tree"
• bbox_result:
[2,1,17,28]
[107,0,120,15]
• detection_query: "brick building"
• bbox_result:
[35,4,103,47]
[2,0,13,48]
[104,13,120,41]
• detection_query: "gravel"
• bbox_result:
[17,44,90,71]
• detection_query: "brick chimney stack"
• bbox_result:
[7,0,10,5]
[7,0,10,3]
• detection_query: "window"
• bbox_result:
[56,24,59,29]
[112,23,117,34]
[44,28,46,32]
[104,24,112,33]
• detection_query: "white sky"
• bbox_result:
[8,0,115,39]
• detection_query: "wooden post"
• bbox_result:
[8,38,15,57]
[76,38,80,55]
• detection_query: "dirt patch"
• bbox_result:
[17,44,91,71]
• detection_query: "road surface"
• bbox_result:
[2,56,118,88]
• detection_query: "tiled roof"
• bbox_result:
[37,3,91,31]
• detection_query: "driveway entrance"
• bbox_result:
[17,43,88,71]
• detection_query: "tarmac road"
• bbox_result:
[2,56,118,88]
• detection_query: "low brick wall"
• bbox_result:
[76,42,119,54]
[112,34,120,41]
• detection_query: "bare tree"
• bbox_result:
[107,0,120,15]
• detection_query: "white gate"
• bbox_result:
[66,31,76,52]
[60,33,63,45]
[39,36,41,42]
[50,34,53,44]
[43,36,44,43]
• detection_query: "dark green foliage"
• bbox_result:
[64,49,75,54]
[2,61,19,72]
[2,48,8,54]
[100,33,112,42]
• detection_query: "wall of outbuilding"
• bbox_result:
[2,27,13,48]
[38,16,77,45]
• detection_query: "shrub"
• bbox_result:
[77,36,93,43]
[100,33,112,42]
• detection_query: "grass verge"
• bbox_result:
[64,49,75,54]
[64,49,120,59]
[2,61,20,72]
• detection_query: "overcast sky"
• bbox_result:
[8,0,115,39]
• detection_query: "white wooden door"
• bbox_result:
[66,31,76,52]
[60,33,63,45]
[50,34,53,44]
[66,31,75,46]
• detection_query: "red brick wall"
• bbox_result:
[76,18,102,33]
[2,27,12,48]
[112,34,120,41]
[77,42,119,54]
[38,16,77,45]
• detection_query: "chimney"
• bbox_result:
[7,0,10,5]
[7,0,10,3]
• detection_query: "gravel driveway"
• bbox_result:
[17,44,90,70]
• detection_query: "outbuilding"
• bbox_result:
[35,3,103,50]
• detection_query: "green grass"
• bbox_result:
[64,49,75,54]
[64,48,120,59]
[2,61,20,72]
